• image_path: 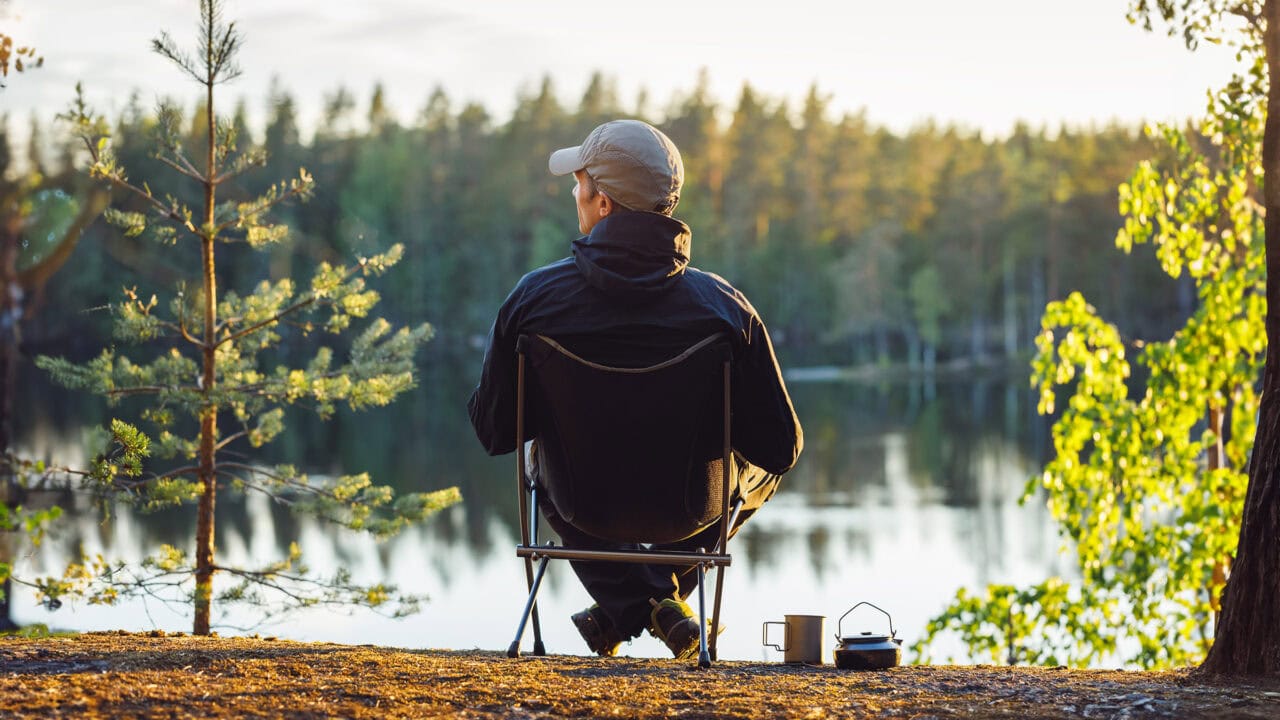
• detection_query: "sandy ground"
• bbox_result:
[2,632,1280,718]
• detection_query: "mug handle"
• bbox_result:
[762,620,789,651]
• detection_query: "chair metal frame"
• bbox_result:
[505,332,742,668]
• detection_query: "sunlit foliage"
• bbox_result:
[915,12,1264,668]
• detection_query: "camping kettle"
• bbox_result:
[833,601,903,670]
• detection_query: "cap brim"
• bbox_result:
[548,146,584,176]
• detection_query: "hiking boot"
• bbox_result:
[571,604,624,657]
[648,597,702,660]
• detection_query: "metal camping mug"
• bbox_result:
[762,614,825,664]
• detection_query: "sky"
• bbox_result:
[0,0,1246,142]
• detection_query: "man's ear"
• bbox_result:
[598,192,614,218]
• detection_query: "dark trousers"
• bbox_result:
[534,450,781,639]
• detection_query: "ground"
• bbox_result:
[2,632,1280,718]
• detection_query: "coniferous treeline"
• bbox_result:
[15,71,1185,368]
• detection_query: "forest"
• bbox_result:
[10,71,1189,371]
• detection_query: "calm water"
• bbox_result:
[11,358,1072,663]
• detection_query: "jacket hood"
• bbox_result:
[572,212,691,301]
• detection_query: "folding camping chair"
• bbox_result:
[505,332,744,668]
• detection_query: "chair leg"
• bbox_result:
[710,563,726,662]
[708,499,740,663]
[530,586,546,657]
[695,561,711,669]
[527,489,545,655]
[508,555,550,658]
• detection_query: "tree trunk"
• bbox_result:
[1199,0,1280,676]
[1,208,21,632]
[1046,200,1060,303]
[1002,248,1018,359]
[1,210,20,460]
[905,327,921,373]
[1207,404,1230,623]
[192,54,219,637]
[1028,257,1046,345]
[875,325,889,366]
[0,333,15,633]
[970,316,984,365]
[0,461,16,631]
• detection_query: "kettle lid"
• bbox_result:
[840,631,895,644]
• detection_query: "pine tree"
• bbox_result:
[39,0,459,635]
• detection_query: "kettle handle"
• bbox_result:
[836,601,896,639]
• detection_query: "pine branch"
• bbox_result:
[210,22,243,84]
[214,296,315,349]
[216,462,339,502]
[3,453,92,487]
[104,384,185,397]
[214,171,313,238]
[219,368,347,397]
[153,153,206,184]
[215,462,283,478]
[152,102,204,179]
[151,32,202,84]
[212,249,390,344]
[235,477,298,508]
[173,149,204,178]
[173,291,208,349]
[211,147,267,185]
[209,562,422,619]
[64,92,200,238]
[77,565,197,615]
[213,431,247,452]
[92,170,200,238]
[212,566,323,605]
[178,319,204,348]
[230,471,293,499]
[148,317,203,348]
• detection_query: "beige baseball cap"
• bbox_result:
[548,119,684,213]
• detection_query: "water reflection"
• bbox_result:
[11,360,1071,662]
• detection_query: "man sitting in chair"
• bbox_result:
[468,119,803,659]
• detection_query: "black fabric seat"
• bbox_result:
[506,332,741,668]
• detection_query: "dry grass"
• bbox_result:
[2,632,1280,718]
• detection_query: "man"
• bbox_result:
[468,119,802,658]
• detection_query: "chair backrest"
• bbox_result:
[517,333,731,545]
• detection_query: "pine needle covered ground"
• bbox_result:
[2,632,1279,718]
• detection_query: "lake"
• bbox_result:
[9,357,1073,663]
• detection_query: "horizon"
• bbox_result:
[5,69,1194,156]
[0,0,1246,149]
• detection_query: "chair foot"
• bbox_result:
[507,641,521,658]
[533,639,546,656]
[698,650,711,669]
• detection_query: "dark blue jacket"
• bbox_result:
[467,211,802,476]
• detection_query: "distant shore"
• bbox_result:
[785,355,1027,383]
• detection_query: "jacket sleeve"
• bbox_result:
[730,313,803,475]
[467,284,527,456]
